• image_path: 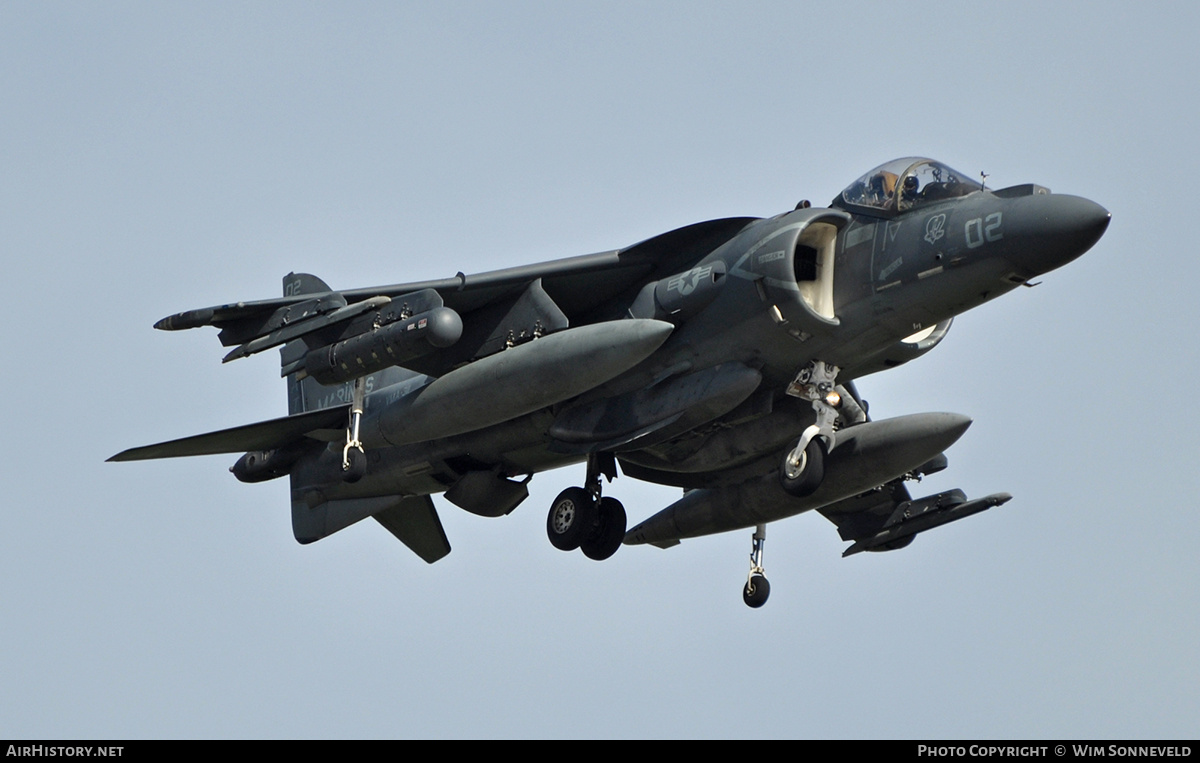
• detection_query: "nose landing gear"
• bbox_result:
[780,436,825,497]
[780,361,840,497]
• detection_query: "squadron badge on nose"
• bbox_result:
[924,214,947,245]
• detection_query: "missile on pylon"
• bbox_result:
[303,306,463,385]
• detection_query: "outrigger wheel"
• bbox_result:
[342,447,367,483]
[743,574,770,608]
[341,375,368,483]
[743,524,770,608]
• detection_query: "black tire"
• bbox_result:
[743,574,770,608]
[581,497,627,561]
[546,487,596,551]
[779,437,825,497]
[342,448,367,483]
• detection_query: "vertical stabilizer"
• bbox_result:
[280,272,334,415]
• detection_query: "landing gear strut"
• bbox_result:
[341,376,367,483]
[545,452,627,561]
[743,524,770,608]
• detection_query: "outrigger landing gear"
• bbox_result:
[545,452,627,561]
[780,360,840,497]
[341,376,367,483]
[743,524,770,608]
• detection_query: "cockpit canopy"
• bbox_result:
[834,158,983,216]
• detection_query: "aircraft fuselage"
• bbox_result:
[291,179,1108,514]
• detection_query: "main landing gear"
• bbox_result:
[546,452,627,561]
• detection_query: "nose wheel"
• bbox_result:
[780,360,842,498]
[780,435,825,497]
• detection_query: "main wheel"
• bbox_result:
[581,497,627,561]
[779,437,824,497]
[743,574,770,608]
[546,487,597,551]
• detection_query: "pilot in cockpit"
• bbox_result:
[900,174,920,207]
[867,171,898,206]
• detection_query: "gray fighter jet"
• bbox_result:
[111,157,1109,607]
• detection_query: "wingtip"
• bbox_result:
[107,447,146,462]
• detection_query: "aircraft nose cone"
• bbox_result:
[1006,194,1110,276]
[1046,194,1110,253]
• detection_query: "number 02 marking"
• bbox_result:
[965,212,1003,249]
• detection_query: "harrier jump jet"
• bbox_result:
[111,158,1109,607]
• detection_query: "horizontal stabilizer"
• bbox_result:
[374,496,452,563]
[290,493,450,564]
[293,495,394,543]
[107,405,348,461]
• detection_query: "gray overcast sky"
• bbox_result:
[3,1,1197,739]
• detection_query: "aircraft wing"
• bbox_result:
[816,481,915,542]
[151,217,756,376]
[156,217,754,331]
[107,405,348,461]
[153,249,633,333]
[818,480,1012,556]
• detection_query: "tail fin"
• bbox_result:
[279,272,453,562]
[280,272,336,415]
[280,271,421,415]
